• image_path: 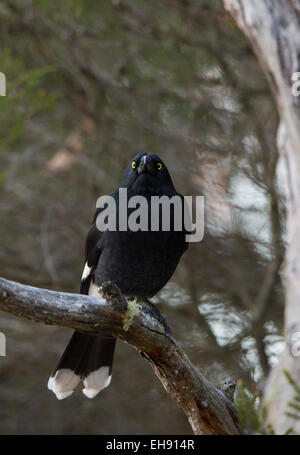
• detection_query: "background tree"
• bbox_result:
[224,0,300,435]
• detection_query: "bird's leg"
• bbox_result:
[142,298,172,337]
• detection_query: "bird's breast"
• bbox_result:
[94,229,186,298]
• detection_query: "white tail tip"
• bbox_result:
[48,368,80,400]
[82,366,111,399]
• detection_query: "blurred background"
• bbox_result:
[0,0,285,434]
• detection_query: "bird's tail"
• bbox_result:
[48,330,116,400]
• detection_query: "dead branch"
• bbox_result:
[0,276,243,435]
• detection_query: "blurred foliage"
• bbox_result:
[283,370,300,434]
[0,0,285,434]
[235,380,261,434]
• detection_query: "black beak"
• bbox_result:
[137,155,155,175]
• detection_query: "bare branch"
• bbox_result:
[0,276,243,435]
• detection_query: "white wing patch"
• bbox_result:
[81,262,92,281]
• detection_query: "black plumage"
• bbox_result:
[48,153,188,400]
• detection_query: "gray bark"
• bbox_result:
[0,277,243,435]
[224,0,300,434]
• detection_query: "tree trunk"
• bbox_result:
[224,0,300,434]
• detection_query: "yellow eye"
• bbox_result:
[157,162,162,170]
[132,161,137,169]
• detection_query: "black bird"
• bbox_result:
[48,153,188,399]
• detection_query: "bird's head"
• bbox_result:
[120,153,175,194]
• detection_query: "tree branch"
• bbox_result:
[0,276,243,435]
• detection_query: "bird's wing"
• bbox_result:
[80,208,103,295]
[80,189,118,295]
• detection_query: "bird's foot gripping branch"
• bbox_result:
[0,276,243,435]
